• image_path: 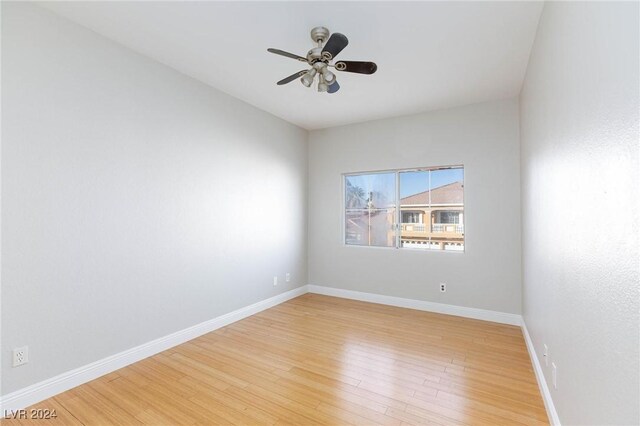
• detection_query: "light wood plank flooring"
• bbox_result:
[2,294,548,425]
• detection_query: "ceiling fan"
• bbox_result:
[268,26,377,94]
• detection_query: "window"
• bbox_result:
[344,166,464,251]
[438,211,460,224]
[402,212,422,223]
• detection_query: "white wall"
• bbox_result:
[1,2,307,395]
[520,2,639,425]
[308,99,522,314]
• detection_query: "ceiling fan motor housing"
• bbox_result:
[307,47,323,63]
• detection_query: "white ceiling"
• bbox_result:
[40,1,543,130]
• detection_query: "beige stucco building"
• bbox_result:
[400,181,464,250]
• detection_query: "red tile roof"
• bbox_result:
[400,181,463,205]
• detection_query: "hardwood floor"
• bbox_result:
[2,294,548,425]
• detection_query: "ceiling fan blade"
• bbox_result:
[277,70,307,85]
[267,48,307,62]
[327,81,340,94]
[321,33,349,60]
[334,61,377,75]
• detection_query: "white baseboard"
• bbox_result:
[307,284,522,326]
[522,320,561,426]
[0,285,308,413]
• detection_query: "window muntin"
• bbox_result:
[344,166,464,251]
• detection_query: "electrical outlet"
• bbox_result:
[440,283,447,292]
[543,344,548,366]
[551,362,557,389]
[285,273,291,282]
[13,346,28,367]
[273,276,278,287]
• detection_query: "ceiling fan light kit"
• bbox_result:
[268,26,377,94]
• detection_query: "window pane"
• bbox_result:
[345,173,396,209]
[429,168,464,204]
[345,172,396,247]
[345,208,396,247]
[399,170,429,248]
[429,167,464,251]
[400,171,429,205]
[399,167,464,250]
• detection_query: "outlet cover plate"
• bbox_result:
[13,346,29,367]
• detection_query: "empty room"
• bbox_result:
[1,1,638,425]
